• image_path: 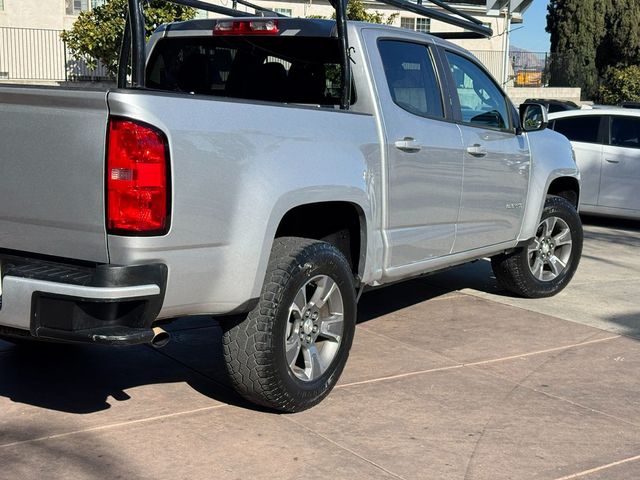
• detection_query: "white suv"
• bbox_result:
[549,108,640,219]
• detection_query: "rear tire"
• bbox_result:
[491,195,583,298]
[222,237,357,412]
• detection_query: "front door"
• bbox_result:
[551,114,604,207]
[367,35,464,271]
[442,51,530,253]
[599,115,640,213]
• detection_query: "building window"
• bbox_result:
[400,17,415,30]
[0,0,4,11]
[415,18,430,33]
[400,17,430,33]
[65,0,104,14]
[66,0,89,15]
[274,8,292,16]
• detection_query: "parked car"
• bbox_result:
[549,108,640,219]
[524,98,580,113]
[0,7,583,412]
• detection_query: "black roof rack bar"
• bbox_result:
[166,0,279,17]
[425,0,487,27]
[128,0,146,88]
[375,0,493,38]
[432,31,487,40]
[330,0,351,110]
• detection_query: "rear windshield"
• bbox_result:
[146,36,347,106]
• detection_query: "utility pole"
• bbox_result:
[501,0,511,86]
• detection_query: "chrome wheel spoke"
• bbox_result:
[303,344,325,381]
[553,228,572,247]
[548,255,566,277]
[285,337,301,368]
[308,277,337,309]
[531,255,544,280]
[319,314,343,343]
[542,217,557,237]
[292,288,307,315]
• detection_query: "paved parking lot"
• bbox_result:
[1,217,638,480]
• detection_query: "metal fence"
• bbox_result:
[0,26,111,82]
[469,50,552,87]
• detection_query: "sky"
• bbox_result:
[509,0,551,52]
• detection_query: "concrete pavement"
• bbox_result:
[0,216,638,480]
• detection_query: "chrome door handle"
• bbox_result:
[466,144,487,157]
[605,158,620,164]
[394,137,421,153]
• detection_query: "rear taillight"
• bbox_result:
[107,118,169,235]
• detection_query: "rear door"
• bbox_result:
[366,34,464,269]
[0,87,109,262]
[552,114,604,207]
[599,115,640,212]
[441,50,530,253]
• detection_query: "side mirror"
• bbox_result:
[519,102,549,132]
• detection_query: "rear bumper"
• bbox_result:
[0,253,167,345]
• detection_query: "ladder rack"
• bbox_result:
[120,0,493,110]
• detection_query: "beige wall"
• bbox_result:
[0,0,79,30]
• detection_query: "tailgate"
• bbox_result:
[0,86,109,263]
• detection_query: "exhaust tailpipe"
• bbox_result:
[150,326,170,348]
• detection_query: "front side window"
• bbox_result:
[553,116,601,144]
[378,40,443,119]
[611,116,640,149]
[445,51,510,130]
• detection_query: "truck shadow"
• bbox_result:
[0,321,256,415]
[0,264,502,415]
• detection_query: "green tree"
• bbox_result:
[344,0,398,24]
[61,0,195,77]
[310,0,397,24]
[546,0,609,99]
[597,65,640,104]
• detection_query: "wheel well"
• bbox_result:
[548,177,580,208]
[275,202,365,278]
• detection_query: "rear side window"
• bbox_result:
[611,116,640,149]
[378,40,444,119]
[146,36,349,106]
[553,116,601,144]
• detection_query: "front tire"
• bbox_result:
[491,195,583,298]
[222,237,357,412]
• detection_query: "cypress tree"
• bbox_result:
[546,0,608,98]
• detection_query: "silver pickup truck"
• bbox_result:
[0,12,582,411]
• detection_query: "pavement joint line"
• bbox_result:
[552,453,640,480]
[0,404,229,450]
[336,335,620,389]
[286,416,408,480]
